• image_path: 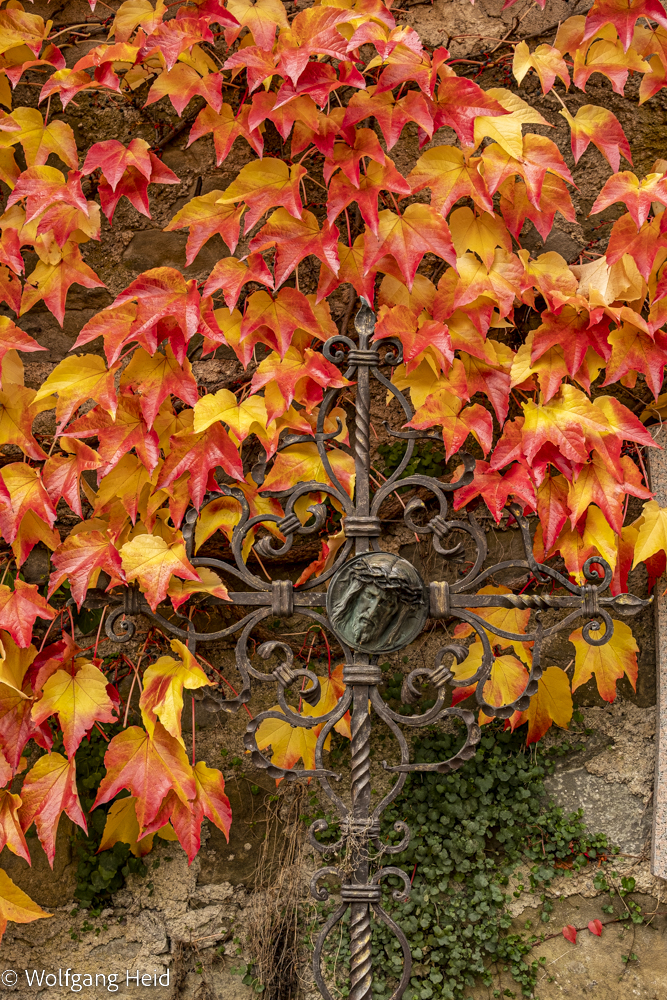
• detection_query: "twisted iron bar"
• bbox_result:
[79,302,652,1000]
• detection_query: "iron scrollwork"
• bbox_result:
[87,302,650,1000]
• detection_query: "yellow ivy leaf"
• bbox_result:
[570,618,638,702]
[120,533,200,611]
[632,499,667,567]
[139,638,211,742]
[0,868,51,944]
[31,659,117,759]
[98,794,177,858]
[474,88,549,158]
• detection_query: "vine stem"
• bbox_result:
[121,633,150,728]
[534,912,667,946]
[94,605,107,660]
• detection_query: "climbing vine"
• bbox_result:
[0,0,663,939]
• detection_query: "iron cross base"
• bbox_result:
[77,303,649,1000]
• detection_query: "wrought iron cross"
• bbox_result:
[88,302,650,1000]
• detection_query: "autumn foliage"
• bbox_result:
[0,0,665,938]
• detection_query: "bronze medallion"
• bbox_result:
[326,551,428,654]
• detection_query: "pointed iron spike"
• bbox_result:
[354,299,375,339]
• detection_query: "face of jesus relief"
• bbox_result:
[350,583,401,646]
[327,553,427,654]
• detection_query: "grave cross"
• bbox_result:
[89,303,649,1000]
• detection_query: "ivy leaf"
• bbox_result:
[570,618,638,702]
[0,382,56,460]
[606,215,662,281]
[142,761,232,862]
[42,438,102,519]
[449,207,512,269]
[632,499,667,566]
[342,88,432,150]
[168,566,230,611]
[32,354,118,432]
[216,159,305,233]
[0,633,51,771]
[165,192,244,264]
[66,395,160,477]
[562,924,578,944]
[591,171,667,228]
[0,580,55,648]
[156,422,245,509]
[0,790,30,862]
[94,455,151,527]
[18,752,87,867]
[432,77,508,145]
[97,794,175,858]
[240,288,324,358]
[250,209,340,286]
[20,242,105,327]
[409,146,492,217]
[119,346,198,429]
[583,0,667,50]
[225,0,287,49]
[82,137,152,190]
[520,666,573,744]
[408,388,493,460]
[452,461,536,523]
[48,528,125,610]
[139,639,211,743]
[567,453,650,533]
[560,104,632,172]
[375,304,454,374]
[262,442,355,497]
[0,107,77,168]
[92,722,196,835]
[31,659,117,759]
[249,346,350,422]
[326,160,411,238]
[604,323,667,399]
[0,869,51,945]
[364,205,456,289]
[203,254,274,310]
[588,919,603,935]
[474,88,550,159]
[188,103,263,165]
[513,41,570,94]
[120,533,201,612]
[450,643,529,712]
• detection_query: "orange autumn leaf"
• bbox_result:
[18,752,87,867]
[92,722,196,835]
[519,666,573,744]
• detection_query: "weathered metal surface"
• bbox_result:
[91,302,651,999]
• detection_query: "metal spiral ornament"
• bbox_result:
[348,903,373,1000]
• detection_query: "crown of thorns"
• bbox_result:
[348,561,424,606]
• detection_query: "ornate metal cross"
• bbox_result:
[88,302,649,1000]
